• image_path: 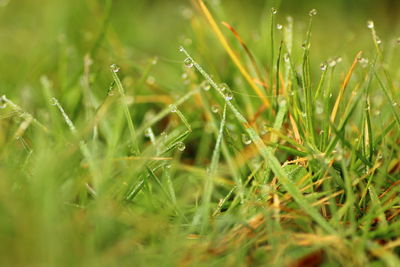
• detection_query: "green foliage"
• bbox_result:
[1,0,400,266]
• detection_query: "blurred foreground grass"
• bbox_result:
[1,0,400,266]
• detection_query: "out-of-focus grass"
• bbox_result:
[1,0,400,266]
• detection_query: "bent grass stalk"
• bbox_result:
[51,97,101,191]
[1,95,48,133]
[110,66,140,155]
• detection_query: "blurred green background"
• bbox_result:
[1,0,399,99]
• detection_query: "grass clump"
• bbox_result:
[1,0,400,266]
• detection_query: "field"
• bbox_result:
[1,0,400,266]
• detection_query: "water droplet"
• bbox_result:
[184,38,192,46]
[320,62,327,71]
[211,105,220,113]
[251,158,259,167]
[329,93,333,98]
[123,95,134,105]
[260,124,268,135]
[0,95,6,109]
[271,8,277,14]
[108,89,115,96]
[301,42,308,49]
[146,76,156,85]
[219,83,229,92]
[302,112,307,118]
[169,104,177,113]
[393,102,398,107]
[50,97,58,106]
[316,101,324,114]
[309,9,317,16]
[276,24,283,30]
[110,64,120,73]
[179,46,184,52]
[181,73,190,85]
[219,83,233,100]
[242,133,252,145]
[181,7,193,20]
[224,91,233,101]
[205,122,213,133]
[283,53,290,63]
[358,57,369,68]
[84,54,93,66]
[184,58,193,68]
[201,80,211,91]
[336,57,342,63]
[177,142,186,151]
[328,59,337,67]
[376,37,382,45]
[226,123,236,131]
[144,128,152,138]
[152,57,158,65]
[367,20,374,29]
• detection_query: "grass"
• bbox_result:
[1,0,400,266]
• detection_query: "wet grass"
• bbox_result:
[1,0,400,266]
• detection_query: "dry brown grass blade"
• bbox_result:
[134,95,172,104]
[379,180,400,199]
[254,79,269,88]
[221,21,267,90]
[387,209,400,221]
[250,103,269,124]
[13,117,33,139]
[288,250,324,267]
[196,0,270,108]
[212,213,265,252]
[330,51,362,123]
[289,114,302,144]
[291,233,342,247]
[312,190,344,207]
[282,157,310,166]
[384,238,400,249]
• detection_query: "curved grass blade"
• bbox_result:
[111,66,140,155]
